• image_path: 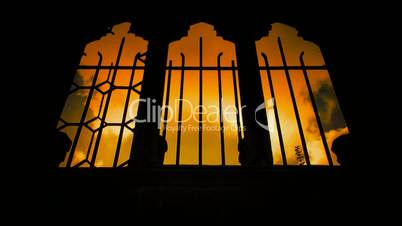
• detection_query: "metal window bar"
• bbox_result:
[261,53,287,165]
[162,60,173,138]
[231,60,242,142]
[300,52,333,166]
[113,52,141,167]
[78,65,326,70]
[198,37,203,165]
[217,52,225,165]
[176,53,185,165]
[277,37,310,165]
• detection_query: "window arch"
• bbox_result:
[58,22,148,167]
[160,22,243,166]
[256,23,348,166]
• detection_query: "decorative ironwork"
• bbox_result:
[57,37,147,168]
[57,22,346,168]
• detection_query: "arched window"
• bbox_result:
[58,22,148,167]
[56,21,348,168]
[256,23,348,166]
[160,23,243,165]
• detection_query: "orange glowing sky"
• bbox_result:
[160,22,242,165]
[256,23,348,165]
[58,22,348,167]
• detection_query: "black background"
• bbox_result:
[5,1,394,224]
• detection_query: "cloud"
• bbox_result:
[302,79,349,165]
[311,81,346,132]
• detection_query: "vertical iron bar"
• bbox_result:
[162,60,173,138]
[300,52,333,166]
[278,37,310,165]
[176,54,185,165]
[198,36,203,165]
[91,38,126,167]
[96,64,112,118]
[231,61,242,142]
[113,53,139,167]
[217,53,225,165]
[66,52,103,167]
[262,53,287,165]
[85,129,96,160]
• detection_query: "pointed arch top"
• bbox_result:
[80,22,148,67]
[256,23,325,67]
[167,22,237,66]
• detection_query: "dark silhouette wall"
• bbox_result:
[14,4,375,224]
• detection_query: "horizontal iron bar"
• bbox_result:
[77,65,327,71]
[77,65,146,70]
